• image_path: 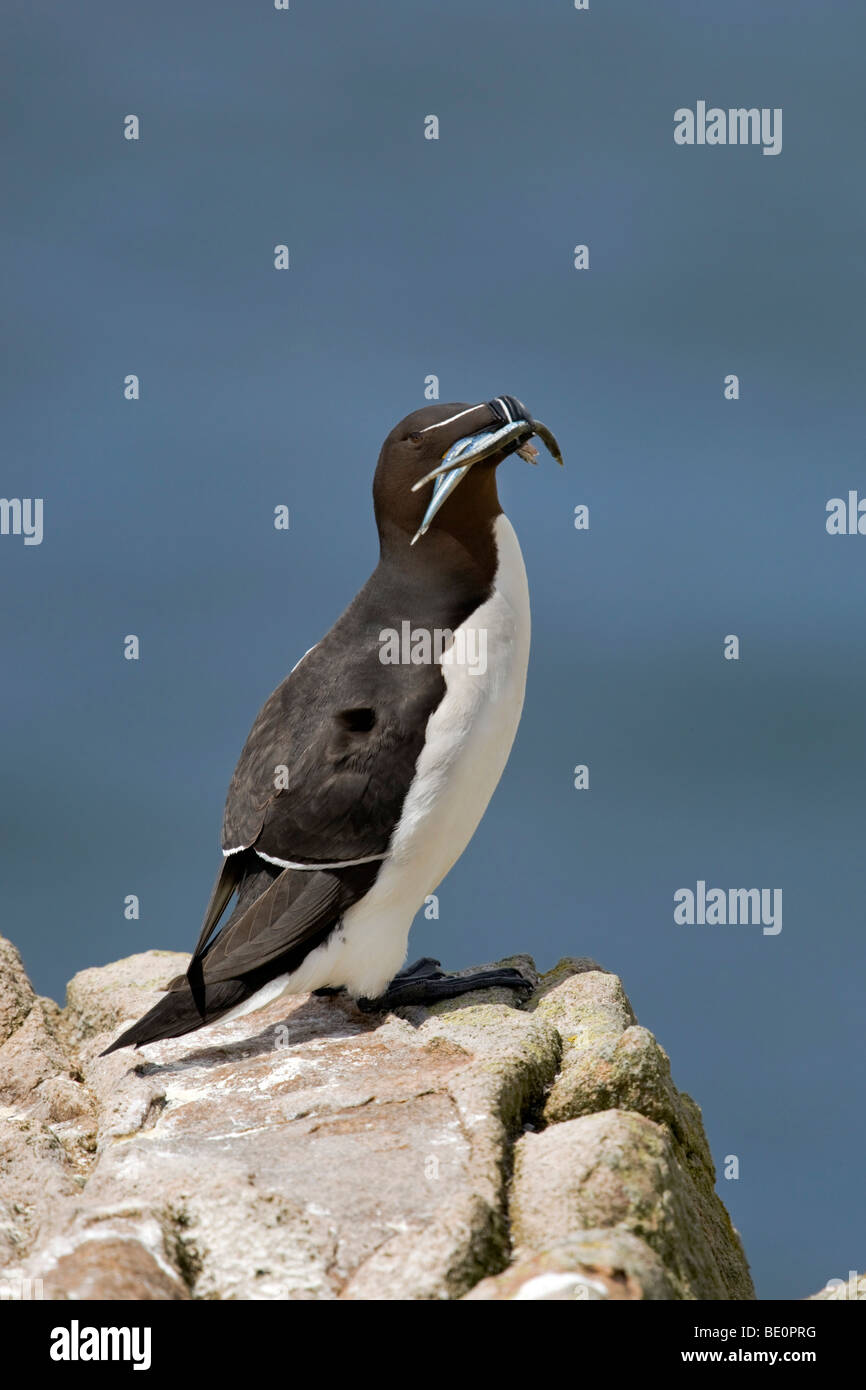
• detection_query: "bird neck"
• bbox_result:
[376,506,500,602]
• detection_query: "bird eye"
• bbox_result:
[408,432,422,444]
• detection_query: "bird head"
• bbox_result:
[373,396,563,550]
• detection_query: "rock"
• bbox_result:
[0,936,757,1300]
[464,1229,677,1300]
[41,1239,189,1301]
[510,1111,748,1300]
[0,943,99,1267]
[522,961,752,1300]
[0,937,39,1046]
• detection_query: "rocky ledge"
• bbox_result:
[0,936,756,1300]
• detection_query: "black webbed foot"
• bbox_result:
[356,957,532,1014]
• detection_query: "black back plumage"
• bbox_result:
[102,402,512,1054]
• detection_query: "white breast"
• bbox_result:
[305,512,531,997]
[385,512,531,886]
[220,513,532,1019]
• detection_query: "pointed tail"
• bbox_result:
[100,973,252,1055]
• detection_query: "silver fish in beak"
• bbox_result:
[410,414,563,545]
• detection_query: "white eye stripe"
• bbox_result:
[417,404,485,435]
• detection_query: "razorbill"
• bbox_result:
[103,395,563,1053]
